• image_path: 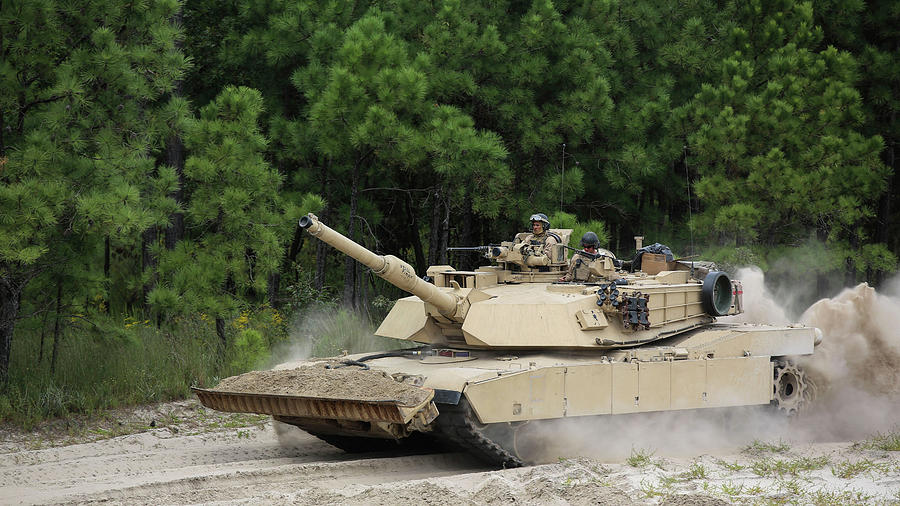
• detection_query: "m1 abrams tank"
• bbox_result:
[194,214,821,467]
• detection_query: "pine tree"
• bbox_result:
[0,0,187,383]
[149,86,284,347]
[675,0,889,289]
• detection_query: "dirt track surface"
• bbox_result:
[1,400,898,505]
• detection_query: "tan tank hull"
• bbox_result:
[195,215,820,467]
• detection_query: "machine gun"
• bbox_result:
[446,245,497,254]
[562,244,622,268]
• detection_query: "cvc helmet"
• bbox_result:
[529,213,550,230]
[580,231,600,248]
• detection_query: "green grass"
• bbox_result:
[715,458,746,471]
[680,462,709,480]
[1,300,410,429]
[627,447,655,467]
[855,430,900,452]
[639,479,666,499]
[805,489,875,505]
[720,481,744,496]
[831,459,893,479]
[742,439,792,455]
[1,315,227,428]
[751,456,829,477]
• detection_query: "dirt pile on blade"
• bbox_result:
[210,365,431,407]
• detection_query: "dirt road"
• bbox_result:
[1,399,898,505]
[3,281,899,504]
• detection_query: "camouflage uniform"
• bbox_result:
[562,251,594,282]
[519,230,559,258]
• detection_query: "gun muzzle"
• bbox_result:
[300,214,459,316]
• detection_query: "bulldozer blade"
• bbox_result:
[192,387,437,425]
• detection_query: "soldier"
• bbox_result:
[517,213,560,257]
[560,232,600,282]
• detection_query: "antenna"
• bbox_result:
[683,145,695,275]
[560,143,566,212]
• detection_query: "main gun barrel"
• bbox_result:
[299,214,459,316]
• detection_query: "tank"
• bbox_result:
[193,213,821,467]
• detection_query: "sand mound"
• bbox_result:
[211,365,432,406]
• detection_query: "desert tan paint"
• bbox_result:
[464,356,772,423]
[280,213,820,441]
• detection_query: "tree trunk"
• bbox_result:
[815,226,830,298]
[875,113,895,286]
[315,238,329,291]
[38,308,48,363]
[141,226,158,313]
[104,235,111,306]
[267,273,279,309]
[405,195,426,274]
[164,5,185,251]
[0,271,20,385]
[440,196,450,265]
[164,133,185,251]
[458,194,475,270]
[215,317,226,349]
[359,265,368,316]
[51,279,62,375]
[273,222,306,307]
[428,189,442,266]
[343,170,360,308]
[314,163,331,291]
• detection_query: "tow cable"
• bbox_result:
[325,348,434,370]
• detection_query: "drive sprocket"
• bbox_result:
[772,359,815,416]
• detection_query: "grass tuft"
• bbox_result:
[715,458,746,471]
[831,459,892,479]
[742,439,791,456]
[680,462,709,480]
[855,430,900,452]
[751,456,829,477]
[627,447,655,467]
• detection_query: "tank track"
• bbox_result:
[435,398,524,468]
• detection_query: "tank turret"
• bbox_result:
[300,213,747,349]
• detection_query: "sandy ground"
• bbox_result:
[1,399,898,505]
[3,280,899,504]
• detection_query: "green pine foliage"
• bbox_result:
[0,0,897,424]
[151,86,284,319]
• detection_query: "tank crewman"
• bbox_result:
[517,213,560,257]
[560,232,600,282]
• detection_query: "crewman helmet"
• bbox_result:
[529,213,550,230]
[580,231,600,248]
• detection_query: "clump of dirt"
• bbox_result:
[211,365,432,406]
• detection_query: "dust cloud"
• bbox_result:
[514,267,900,463]
[268,302,403,368]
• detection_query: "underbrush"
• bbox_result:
[0,307,287,429]
[1,296,408,429]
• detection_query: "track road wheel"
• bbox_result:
[435,398,524,468]
[772,359,815,416]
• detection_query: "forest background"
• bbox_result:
[0,0,897,426]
